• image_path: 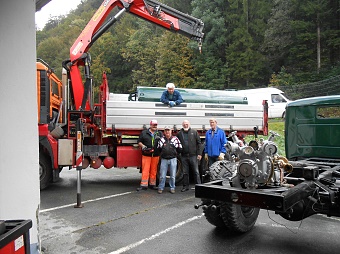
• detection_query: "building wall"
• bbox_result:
[0,1,40,253]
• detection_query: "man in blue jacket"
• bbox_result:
[160,83,183,107]
[204,118,227,167]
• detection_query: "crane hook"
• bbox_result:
[198,39,202,54]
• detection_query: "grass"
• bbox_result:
[244,118,286,156]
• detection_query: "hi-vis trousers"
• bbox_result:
[140,155,160,187]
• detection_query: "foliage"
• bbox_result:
[269,66,294,87]
[36,0,340,96]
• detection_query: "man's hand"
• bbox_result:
[218,153,225,161]
[142,145,147,151]
[197,155,202,160]
[204,153,208,161]
[169,101,175,107]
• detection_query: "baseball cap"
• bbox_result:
[150,119,158,125]
[164,125,172,130]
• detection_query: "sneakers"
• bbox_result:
[170,189,175,194]
[136,186,147,191]
[149,185,158,190]
[158,189,163,194]
[181,188,189,192]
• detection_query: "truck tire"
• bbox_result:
[176,158,184,184]
[199,159,209,183]
[220,203,259,233]
[40,152,53,190]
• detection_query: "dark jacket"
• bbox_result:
[158,136,182,159]
[177,128,203,157]
[160,90,183,106]
[137,129,163,157]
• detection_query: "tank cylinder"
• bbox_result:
[90,158,102,169]
[103,156,115,169]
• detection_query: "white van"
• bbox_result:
[237,88,290,118]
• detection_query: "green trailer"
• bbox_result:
[129,86,248,104]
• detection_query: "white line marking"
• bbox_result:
[109,214,204,254]
[40,192,132,213]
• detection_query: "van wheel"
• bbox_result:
[282,111,286,119]
[40,152,53,190]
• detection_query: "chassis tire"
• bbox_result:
[220,202,259,233]
[203,160,259,233]
[40,152,53,190]
[203,200,228,228]
[208,160,234,183]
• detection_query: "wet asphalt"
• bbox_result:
[40,167,340,254]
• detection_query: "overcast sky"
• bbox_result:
[35,0,82,30]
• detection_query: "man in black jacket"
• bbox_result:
[137,119,163,191]
[177,120,203,192]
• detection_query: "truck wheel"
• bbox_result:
[199,159,209,183]
[203,201,228,228]
[175,158,184,184]
[220,203,259,233]
[40,152,53,190]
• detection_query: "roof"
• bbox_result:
[36,0,52,12]
[287,95,340,107]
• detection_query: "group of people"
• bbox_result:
[137,83,227,194]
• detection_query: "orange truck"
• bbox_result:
[36,0,267,192]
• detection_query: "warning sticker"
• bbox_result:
[15,235,24,251]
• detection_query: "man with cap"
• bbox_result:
[160,83,183,107]
[137,119,163,191]
[157,125,182,194]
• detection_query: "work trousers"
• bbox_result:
[140,155,159,187]
[181,155,201,188]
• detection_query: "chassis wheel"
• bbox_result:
[203,200,228,228]
[39,152,53,190]
[207,160,234,184]
[203,160,259,233]
[220,203,259,233]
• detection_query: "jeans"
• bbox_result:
[181,155,201,188]
[158,158,177,190]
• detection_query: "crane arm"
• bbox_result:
[63,0,204,111]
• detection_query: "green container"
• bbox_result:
[132,86,248,104]
[285,95,340,159]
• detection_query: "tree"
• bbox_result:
[262,0,293,73]
[155,33,195,88]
